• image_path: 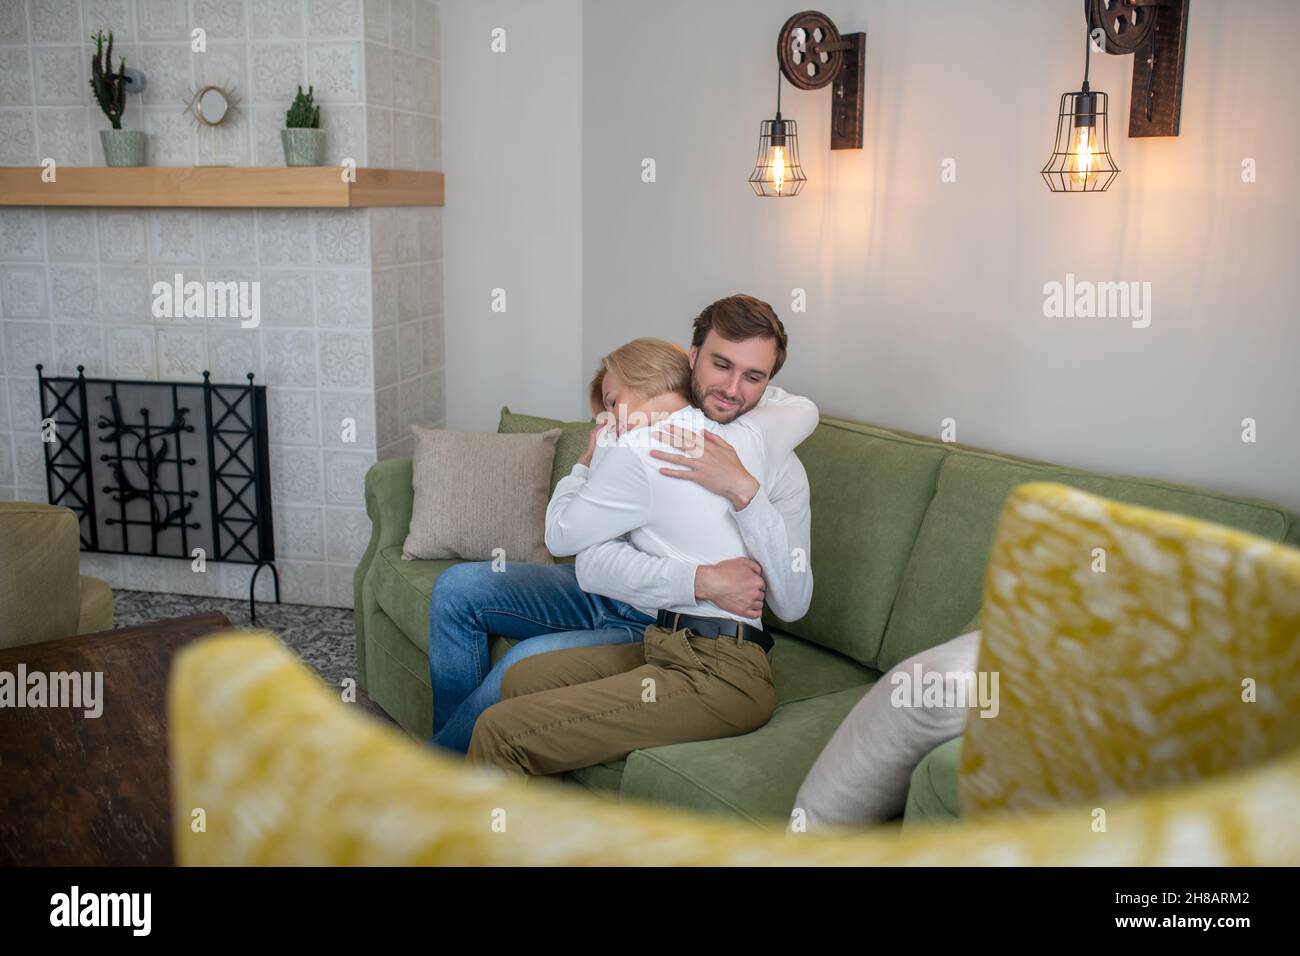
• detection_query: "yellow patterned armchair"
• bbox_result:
[0,501,112,650]
[169,482,1300,864]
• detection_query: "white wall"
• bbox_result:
[446,0,1300,511]
[442,0,584,431]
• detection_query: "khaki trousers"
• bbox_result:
[466,624,776,776]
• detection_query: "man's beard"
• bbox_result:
[690,372,756,424]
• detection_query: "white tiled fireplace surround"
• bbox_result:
[0,1,444,609]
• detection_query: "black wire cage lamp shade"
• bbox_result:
[749,107,807,197]
[1042,14,1120,192]
[1042,88,1120,192]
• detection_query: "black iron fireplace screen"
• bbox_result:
[36,365,278,615]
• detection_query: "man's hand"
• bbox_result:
[576,423,605,468]
[695,557,766,619]
[650,424,761,511]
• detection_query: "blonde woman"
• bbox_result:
[466,334,818,776]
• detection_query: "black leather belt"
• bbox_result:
[655,610,774,654]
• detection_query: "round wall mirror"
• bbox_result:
[195,86,230,126]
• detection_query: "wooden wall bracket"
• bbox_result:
[830,32,865,150]
[1088,0,1190,137]
[776,11,866,150]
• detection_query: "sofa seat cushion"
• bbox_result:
[562,630,877,802]
[371,546,464,650]
[617,683,873,825]
[766,627,879,706]
[878,451,1300,672]
[903,736,962,826]
[564,760,628,796]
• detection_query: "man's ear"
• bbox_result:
[687,345,697,368]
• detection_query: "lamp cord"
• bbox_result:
[775,64,782,117]
[1083,11,1093,91]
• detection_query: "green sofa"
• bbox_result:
[354,408,1300,828]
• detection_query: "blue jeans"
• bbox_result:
[427,561,654,753]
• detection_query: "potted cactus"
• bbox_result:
[281,85,324,166]
[90,29,145,166]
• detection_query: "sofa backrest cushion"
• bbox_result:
[762,418,948,666]
[877,450,1300,672]
[498,407,594,494]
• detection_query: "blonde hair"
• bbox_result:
[589,337,691,415]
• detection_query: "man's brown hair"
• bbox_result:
[690,294,788,378]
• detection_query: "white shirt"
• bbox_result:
[573,454,813,623]
[544,387,818,626]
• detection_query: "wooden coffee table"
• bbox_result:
[0,612,235,866]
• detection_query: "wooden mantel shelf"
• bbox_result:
[0,166,444,208]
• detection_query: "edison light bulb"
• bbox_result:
[771,144,786,194]
[1065,125,1094,187]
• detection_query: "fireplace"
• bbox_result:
[35,365,280,621]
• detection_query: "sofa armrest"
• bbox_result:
[353,457,415,690]
[363,457,415,556]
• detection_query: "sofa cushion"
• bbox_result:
[766,417,948,667]
[573,631,878,816]
[497,407,594,494]
[564,760,628,796]
[765,626,880,707]
[371,546,463,649]
[618,683,874,825]
[903,736,962,826]
[877,451,1300,673]
[403,424,561,564]
[962,482,1300,821]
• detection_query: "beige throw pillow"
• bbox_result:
[402,425,562,565]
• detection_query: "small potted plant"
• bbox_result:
[281,85,324,166]
[90,29,145,166]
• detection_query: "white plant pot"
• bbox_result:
[281,128,326,167]
[99,129,147,167]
